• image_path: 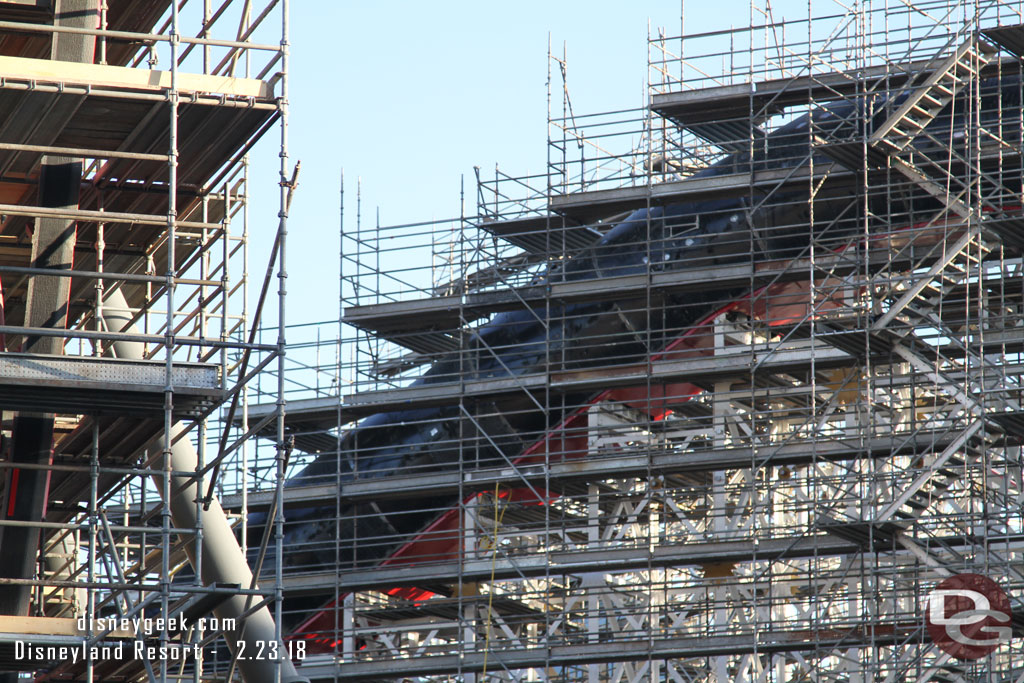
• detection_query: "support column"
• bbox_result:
[0,0,99,642]
[23,1,98,352]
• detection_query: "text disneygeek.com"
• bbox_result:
[15,639,307,663]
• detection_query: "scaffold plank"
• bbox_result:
[249,345,1024,449]
[298,628,913,681]
[0,353,220,416]
[0,615,133,639]
[0,0,51,34]
[650,56,1017,127]
[246,395,356,427]
[283,532,1024,596]
[0,0,172,66]
[45,415,165,525]
[475,214,599,253]
[343,247,945,335]
[0,55,272,98]
[549,163,858,221]
[341,343,861,414]
[282,534,863,595]
[220,483,339,513]
[982,24,1024,58]
[332,431,956,501]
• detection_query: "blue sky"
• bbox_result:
[251,1,773,328]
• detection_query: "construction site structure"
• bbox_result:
[256,0,1024,681]
[0,1,301,682]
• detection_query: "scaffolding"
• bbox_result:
[0,1,296,681]
[267,0,1024,681]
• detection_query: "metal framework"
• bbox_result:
[0,1,296,681]
[264,1,1024,681]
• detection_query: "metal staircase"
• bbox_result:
[886,425,987,523]
[870,36,1000,155]
[831,233,1002,520]
[816,32,1023,225]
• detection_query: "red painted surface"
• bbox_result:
[6,468,18,517]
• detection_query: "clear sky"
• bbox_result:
[248,1,787,330]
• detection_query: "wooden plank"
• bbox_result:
[0,54,271,98]
[0,615,133,639]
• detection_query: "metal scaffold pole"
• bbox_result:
[248,1,1024,682]
[0,0,296,680]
